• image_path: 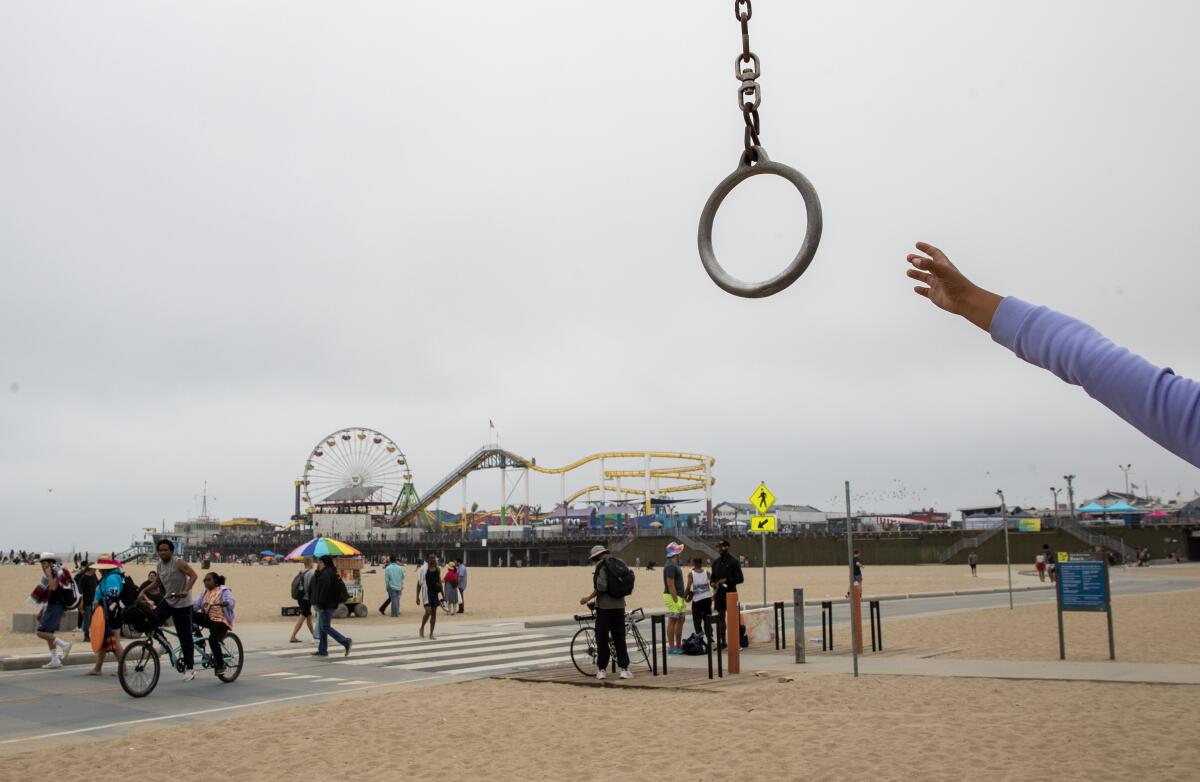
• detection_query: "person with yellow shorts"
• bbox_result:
[662,542,688,653]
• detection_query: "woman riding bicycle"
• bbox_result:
[191,572,235,674]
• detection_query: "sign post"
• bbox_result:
[1055,554,1114,660]
[844,481,858,678]
[748,482,776,609]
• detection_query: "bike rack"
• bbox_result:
[649,614,668,676]
[821,600,834,651]
[703,613,721,679]
[869,600,884,652]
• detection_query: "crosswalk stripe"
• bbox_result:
[442,655,574,676]
[266,631,506,657]
[261,672,295,678]
[312,677,345,683]
[281,674,320,680]
[336,635,554,666]
[337,680,371,686]
[383,645,575,671]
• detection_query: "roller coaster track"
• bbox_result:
[392,447,715,527]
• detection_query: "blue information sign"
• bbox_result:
[1057,560,1108,611]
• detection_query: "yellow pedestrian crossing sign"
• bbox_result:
[749,482,775,514]
[751,515,776,533]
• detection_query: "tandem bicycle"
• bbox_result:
[118,616,244,698]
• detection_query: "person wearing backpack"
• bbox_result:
[578,545,633,680]
[288,558,316,643]
[29,552,77,669]
[311,555,352,657]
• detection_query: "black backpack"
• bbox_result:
[335,576,349,605]
[290,571,305,600]
[681,632,708,655]
[602,557,635,598]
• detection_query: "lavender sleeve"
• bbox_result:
[990,297,1200,467]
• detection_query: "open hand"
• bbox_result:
[905,242,1002,332]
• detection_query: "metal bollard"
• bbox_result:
[869,600,883,652]
[821,600,834,651]
[650,615,664,676]
[704,613,715,679]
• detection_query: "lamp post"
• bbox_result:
[1050,487,1060,521]
[997,489,1012,609]
[1119,464,1132,497]
[1064,475,1077,520]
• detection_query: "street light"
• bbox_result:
[1119,464,1132,496]
[1064,475,1077,520]
[1050,487,1061,520]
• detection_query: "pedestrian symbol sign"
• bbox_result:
[749,482,775,514]
[751,515,776,533]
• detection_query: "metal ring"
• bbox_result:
[697,147,823,299]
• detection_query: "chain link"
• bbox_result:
[734,0,763,162]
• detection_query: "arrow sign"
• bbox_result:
[750,515,776,533]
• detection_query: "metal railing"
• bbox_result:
[937,525,1003,563]
[1056,518,1136,562]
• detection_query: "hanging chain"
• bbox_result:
[735,0,763,163]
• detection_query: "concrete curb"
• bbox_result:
[1,652,96,671]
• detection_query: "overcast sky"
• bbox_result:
[3,1,1198,552]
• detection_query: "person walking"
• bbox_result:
[905,242,1199,467]
[852,550,864,584]
[456,560,468,614]
[662,543,687,654]
[74,561,98,643]
[418,554,442,639]
[685,556,713,640]
[378,556,405,617]
[967,551,978,577]
[150,539,198,680]
[288,558,316,643]
[29,553,75,669]
[192,572,235,674]
[578,545,632,680]
[442,561,460,615]
[710,540,743,649]
[311,555,353,657]
[88,559,127,677]
[1036,545,1049,583]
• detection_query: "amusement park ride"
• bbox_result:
[290,427,717,534]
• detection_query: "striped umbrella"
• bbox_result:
[284,537,362,560]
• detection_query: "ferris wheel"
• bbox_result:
[300,427,410,509]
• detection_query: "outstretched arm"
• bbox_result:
[906,242,1200,467]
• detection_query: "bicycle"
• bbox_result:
[569,602,652,677]
[118,618,243,698]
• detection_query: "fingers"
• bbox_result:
[906,268,933,284]
[912,285,931,299]
[915,242,949,265]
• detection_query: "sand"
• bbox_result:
[0,561,1036,651]
[2,673,1197,779]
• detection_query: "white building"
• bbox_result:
[712,501,833,531]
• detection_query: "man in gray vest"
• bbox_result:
[151,539,199,680]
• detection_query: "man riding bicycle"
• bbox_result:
[150,539,198,680]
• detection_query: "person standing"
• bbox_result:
[29,553,75,669]
[311,555,352,657]
[710,540,743,649]
[456,560,468,614]
[418,553,442,640]
[74,562,98,642]
[1036,545,1049,583]
[150,539,198,680]
[967,551,978,577]
[378,556,405,617]
[685,556,713,640]
[288,558,316,643]
[662,543,687,654]
[443,561,460,615]
[192,572,235,674]
[852,550,864,584]
[579,545,633,680]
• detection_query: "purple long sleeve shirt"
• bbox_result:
[990,297,1200,467]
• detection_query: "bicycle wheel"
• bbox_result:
[570,627,599,677]
[215,632,244,683]
[118,640,161,698]
[628,625,652,672]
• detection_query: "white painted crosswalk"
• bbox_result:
[261,629,575,679]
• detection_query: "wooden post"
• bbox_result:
[726,591,740,674]
[851,583,864,655]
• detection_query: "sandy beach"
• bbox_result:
[2,669,1197,780]
[1,561,1037,651]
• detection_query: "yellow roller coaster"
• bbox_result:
[392,447,716,529]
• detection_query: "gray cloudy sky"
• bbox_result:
[3,1,1198,552]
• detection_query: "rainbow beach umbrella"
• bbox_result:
[284,537,361,560]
